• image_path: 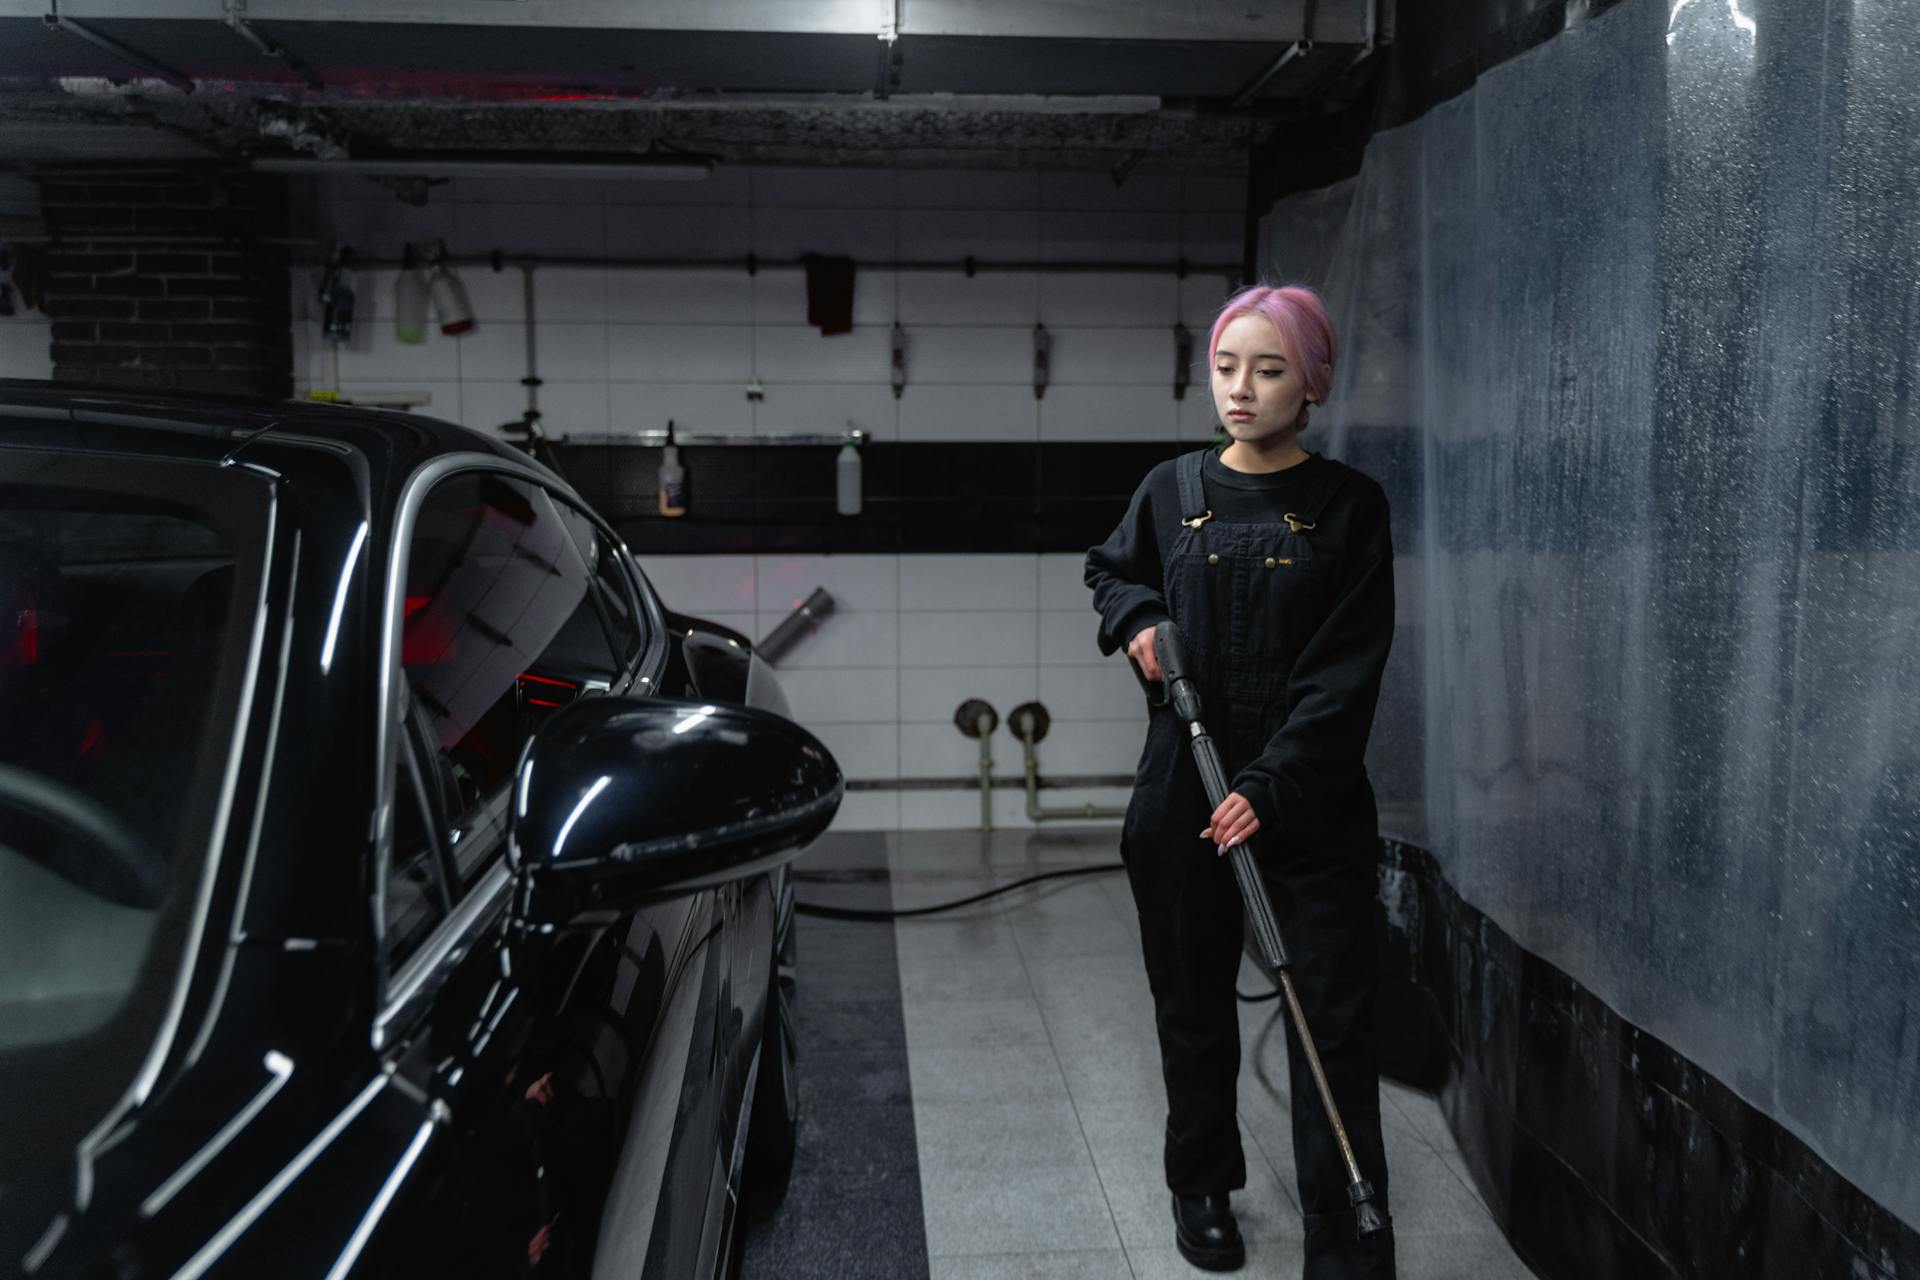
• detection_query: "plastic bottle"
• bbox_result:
[658,421,688,517]
[836,432,862,517]
[429,264,475,336]
[395,251,429,345]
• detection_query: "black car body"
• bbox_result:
[0,383,838,1280]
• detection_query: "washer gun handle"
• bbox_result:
[1125,622,1169,708]
[1152,622,1205,724]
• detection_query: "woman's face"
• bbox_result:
[1211,312,1313,445]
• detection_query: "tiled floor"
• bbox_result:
[888,826,1539,1280]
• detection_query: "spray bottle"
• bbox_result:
[836,424,863,517]
[658,421,688,518]
[394,243,429,345]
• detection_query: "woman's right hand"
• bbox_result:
[1127,624,1162,682]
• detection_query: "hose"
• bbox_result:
[792,865,1282,1004]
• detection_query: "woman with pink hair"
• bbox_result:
[1086,284,1398,1277]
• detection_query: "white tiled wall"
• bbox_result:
[638,550,1147,831]
[0,303,52,381]
[291,164,1241,830]
[291,165,1241,444]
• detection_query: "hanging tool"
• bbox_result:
[1139,620,1390,1241]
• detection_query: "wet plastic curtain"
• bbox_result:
[1265,0,1920,1227]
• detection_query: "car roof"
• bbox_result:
[0,379,552,495]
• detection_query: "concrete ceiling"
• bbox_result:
[0,0,1389,173]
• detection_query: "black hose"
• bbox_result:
[793,862,1122,920]
[793,863,1283,1004]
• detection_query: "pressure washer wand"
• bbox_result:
[1149,621,1390,1240]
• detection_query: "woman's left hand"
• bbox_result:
[1206,792,1260,855]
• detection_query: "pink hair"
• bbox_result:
[1207,284,1337,422]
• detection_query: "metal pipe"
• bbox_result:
[756,587,836,666]
[312,251,1241,278]
[975,711,994,832]
[1018,729,1127,821]
[43,2,195,94]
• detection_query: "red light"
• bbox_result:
[517,673,579,689]
[78,719,104,759]
[526,697,563,708]
[16,605,37,664]
[405,595,431,617]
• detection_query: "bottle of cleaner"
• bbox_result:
[395,244,429,345]
[658,421,688,517]
[836,427,863,517]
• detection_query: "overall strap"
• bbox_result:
[1272,456,1360,534]
[1175,448,1210,524]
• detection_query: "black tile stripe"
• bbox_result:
[740,833,928,1280]
[1375,840,1920,1280]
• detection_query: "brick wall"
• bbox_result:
[41,172,292,398]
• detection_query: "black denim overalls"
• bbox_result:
[1118,449,1396,1279]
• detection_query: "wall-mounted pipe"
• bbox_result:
[757,587,836,666]
[954,699,999,832]
[1009,702,1128,822]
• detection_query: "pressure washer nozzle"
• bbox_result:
[1348,1180,1390,1238]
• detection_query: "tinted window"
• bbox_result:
[0,446,268,1200]
[565,505,642,666]
[387,473,620,951]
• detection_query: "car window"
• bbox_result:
[557,498,643,667]
[0,445,269,1180]
[386,472,619,959]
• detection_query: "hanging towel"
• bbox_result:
[803,253,857,336]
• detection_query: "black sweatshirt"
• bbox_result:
[1083,450,1395,844]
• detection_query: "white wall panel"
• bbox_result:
[637,553,757,614]
[754,380,898,440]
[0,313,53,379]
[896,383,1037,442]
[777,666,899,725]
[1038,553,1093,610]
[754,553,898,613]
[460,379,609,436]
[898,666,1039,725]
[906,326,1033,384]
[459,321,608,383]
[1037,663,1144,722]
[899,553,1037,612]
[897,208,1040,260]
[605,206,752,259]
[606,268,753,324]
[812,721,901,781]
[753,324,892,383]
[900,610,1038,668]
[1040,210,1181,263]
[1038,272,1178,326]
[608,382,752,434]
[607,323,754,384]
[896,270,1039,326]
[1039,385,1178,442]
[1047,327,1173,385]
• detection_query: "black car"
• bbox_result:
[0,383,840,1280]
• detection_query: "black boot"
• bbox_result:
[1172,1192,1246,1272]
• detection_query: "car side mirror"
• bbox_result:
[509,696,842,924]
